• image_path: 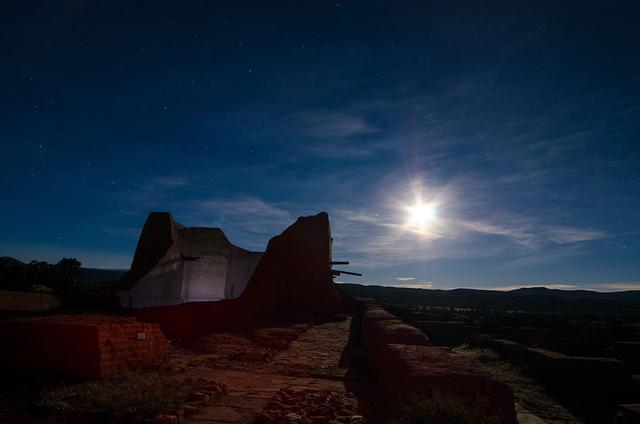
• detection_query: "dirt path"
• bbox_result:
[174,316,379,424]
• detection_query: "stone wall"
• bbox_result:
[414,320,480,347]
[471,336,634,403]
[0,315,170,379]
[614,341,640,373]
[359,300,516,424]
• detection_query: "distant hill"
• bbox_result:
[339,283,640,316]
[0,256,126,285]
[0,256,25,266]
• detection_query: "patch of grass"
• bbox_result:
[393,392,501,424]
[39,371,193,422]
[453,345,580,423]
[476,350,499,364]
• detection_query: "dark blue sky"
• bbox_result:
[1,1,639,290]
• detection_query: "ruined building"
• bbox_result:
[116,212,262,308]
[129,211,353,337]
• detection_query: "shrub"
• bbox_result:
[394,392,501,424]
[29,284,55,294]
[40,371,193,422]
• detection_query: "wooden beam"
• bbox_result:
[331,269,362,276]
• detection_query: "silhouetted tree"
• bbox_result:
[0,257,86,298]
[28,260,52,288]
[0,257,28,290]
[51,258,86,297]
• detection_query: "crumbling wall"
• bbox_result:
[240,212,341,316]
[0,315,170,379]
[360,301,516,424]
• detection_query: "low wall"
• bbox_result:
[614,341,640,373]
[0,315,170,379]
[472,336,634,402]
[414,320,480,347]
[618,404,640,423]
[138,283,358,340]
[359,302,516,424]
[135,297,258,339]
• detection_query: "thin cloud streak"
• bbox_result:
[597,283,640,290]
[296,110,378,139]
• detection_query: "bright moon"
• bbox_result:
[407,202,437,229]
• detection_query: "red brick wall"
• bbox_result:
[98,321,170,377]
[135,297,257,339]
[0,315,170,379]
[0,319,101,378]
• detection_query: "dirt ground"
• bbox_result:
[170,316,379,424]
[0,315,380,424]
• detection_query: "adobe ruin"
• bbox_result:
[116,212,262,308]
[135,212,352,338]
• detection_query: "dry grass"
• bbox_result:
[393,393,501,424]
[453,345,580,424]
[39,371,194,422]
[0,289,60,312]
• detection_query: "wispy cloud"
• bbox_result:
[292,109,394,159]
[328,175,608,270]
[358,281,434,289]
[151,176,192,189]
[396,277,416,281]
[297,111,378,139]
[390,282,434,289]
[197,197,290,220]
[596,283,640,291]
[461,219,607,248]
[547,227,608,244]
[182,197,293,251]
[304,139,393,159]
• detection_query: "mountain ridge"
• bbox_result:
[339,283,640,315]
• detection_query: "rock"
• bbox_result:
[182,404,197,416]
[255,413,279,424]
[351,415,365,423]
[285,412,303,421]
[188,391,210,402]
[151,414,178,424]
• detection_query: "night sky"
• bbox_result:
[1,1,639,291]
